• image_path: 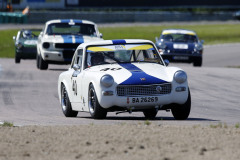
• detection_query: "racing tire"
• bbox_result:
[15,56,20,63]
[61,84,78,117]
[143,108,158,119]
[171,89,191,120]
[39,54,48,70]
[36,55,40,69]
[193,58,202,67]
[88,84,107,119]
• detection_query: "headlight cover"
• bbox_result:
[174,71,187,84]
[17,42,23,49]
[100,75,114,87]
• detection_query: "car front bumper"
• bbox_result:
[161,53,202,63]
[41,49,74,63]
[97,87,189,110]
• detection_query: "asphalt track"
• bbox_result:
[0,43,240,126]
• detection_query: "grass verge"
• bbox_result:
[1,24,240,58]
[0,121,14,127]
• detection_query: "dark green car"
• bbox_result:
[13,29,41,63]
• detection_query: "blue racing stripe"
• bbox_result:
[73,19,82,23]
[119,63,167,85]
[75,35,84,44]
[112,40,126,45]
[62,35,73,43]
[60,19,70,23]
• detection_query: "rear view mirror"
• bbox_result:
[164,59,170,66]
[100,33,103,38]
[73,64,80,71]
[13,36,16,41]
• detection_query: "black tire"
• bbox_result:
[88,84,107,119]
[61,84,78,117]
[15,56,20,63]
[143,108,158,119]
[36,54,40,69]
[193,58,202,67]
[39,53,48,70]
[171,89,191,120]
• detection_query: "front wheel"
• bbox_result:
[171,89,191,120]
[193,58,202,67]
[61,84,78,117]
[36,54,40,69]
[15,56,20,63]
[88,84,107,119]
[143,108,158,119]
[39,53,48,70]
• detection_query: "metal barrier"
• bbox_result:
[0,12,28,23]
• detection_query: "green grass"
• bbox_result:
[0,29,18,58]
[235,123,240,129]
[1,24,240,58]
[0,121,14,127]
[100,24,240,44]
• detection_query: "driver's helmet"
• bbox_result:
[23,30,32,38]
[91,52,104,66]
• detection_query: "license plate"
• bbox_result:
[173,44,188,49]
[128,97,158,104]
[173,56,189,60]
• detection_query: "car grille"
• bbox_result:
[62,50,74,59]
[116,83,172,96]
[170,49,192,54]
[55,43,81,49]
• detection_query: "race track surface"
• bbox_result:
[0,44,240,126]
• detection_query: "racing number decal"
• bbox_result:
[100,68,122,71]
[72,80,77,96]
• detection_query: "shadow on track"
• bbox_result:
[79,116,218,122]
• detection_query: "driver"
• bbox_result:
[91,53,104,66]
[23,30,32,39]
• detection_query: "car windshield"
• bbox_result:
[162,33,197,43]
[85,43,164,68]
[46,23,97,36]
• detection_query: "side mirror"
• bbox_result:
[164,59,169,66]
[155,37,158,42]
[13,36,16,41]
[200,40,204,44]
[73,64,80,71]
[99,33,103,38]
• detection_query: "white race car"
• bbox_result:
[37,19,103,70]
[58,39,191,120]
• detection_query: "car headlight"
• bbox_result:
[195,44,203,51]
[174,71,187,84]
[43,42,50,49]
[16,42,23,49]
[101,75,114,87]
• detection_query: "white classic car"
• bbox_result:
[37,19,103,70]
[58,39,191,120]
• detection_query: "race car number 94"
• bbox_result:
[132,97,158,103]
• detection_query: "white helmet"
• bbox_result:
[23,30,32,38]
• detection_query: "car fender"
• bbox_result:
[58,75,73,104]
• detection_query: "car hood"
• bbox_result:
[165,42,195,51]
[43,35,103,44]
[86,63,179,85]
[18,38,38,47]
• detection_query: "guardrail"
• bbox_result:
[0,12,28,23]
[28,11,235,24]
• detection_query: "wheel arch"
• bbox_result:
[59,79,73,103]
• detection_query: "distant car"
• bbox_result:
[58,39,191,120]
[37,19,103,70]
[155,29,204,67]
[233,10,240,20]
[13,29,41,63]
